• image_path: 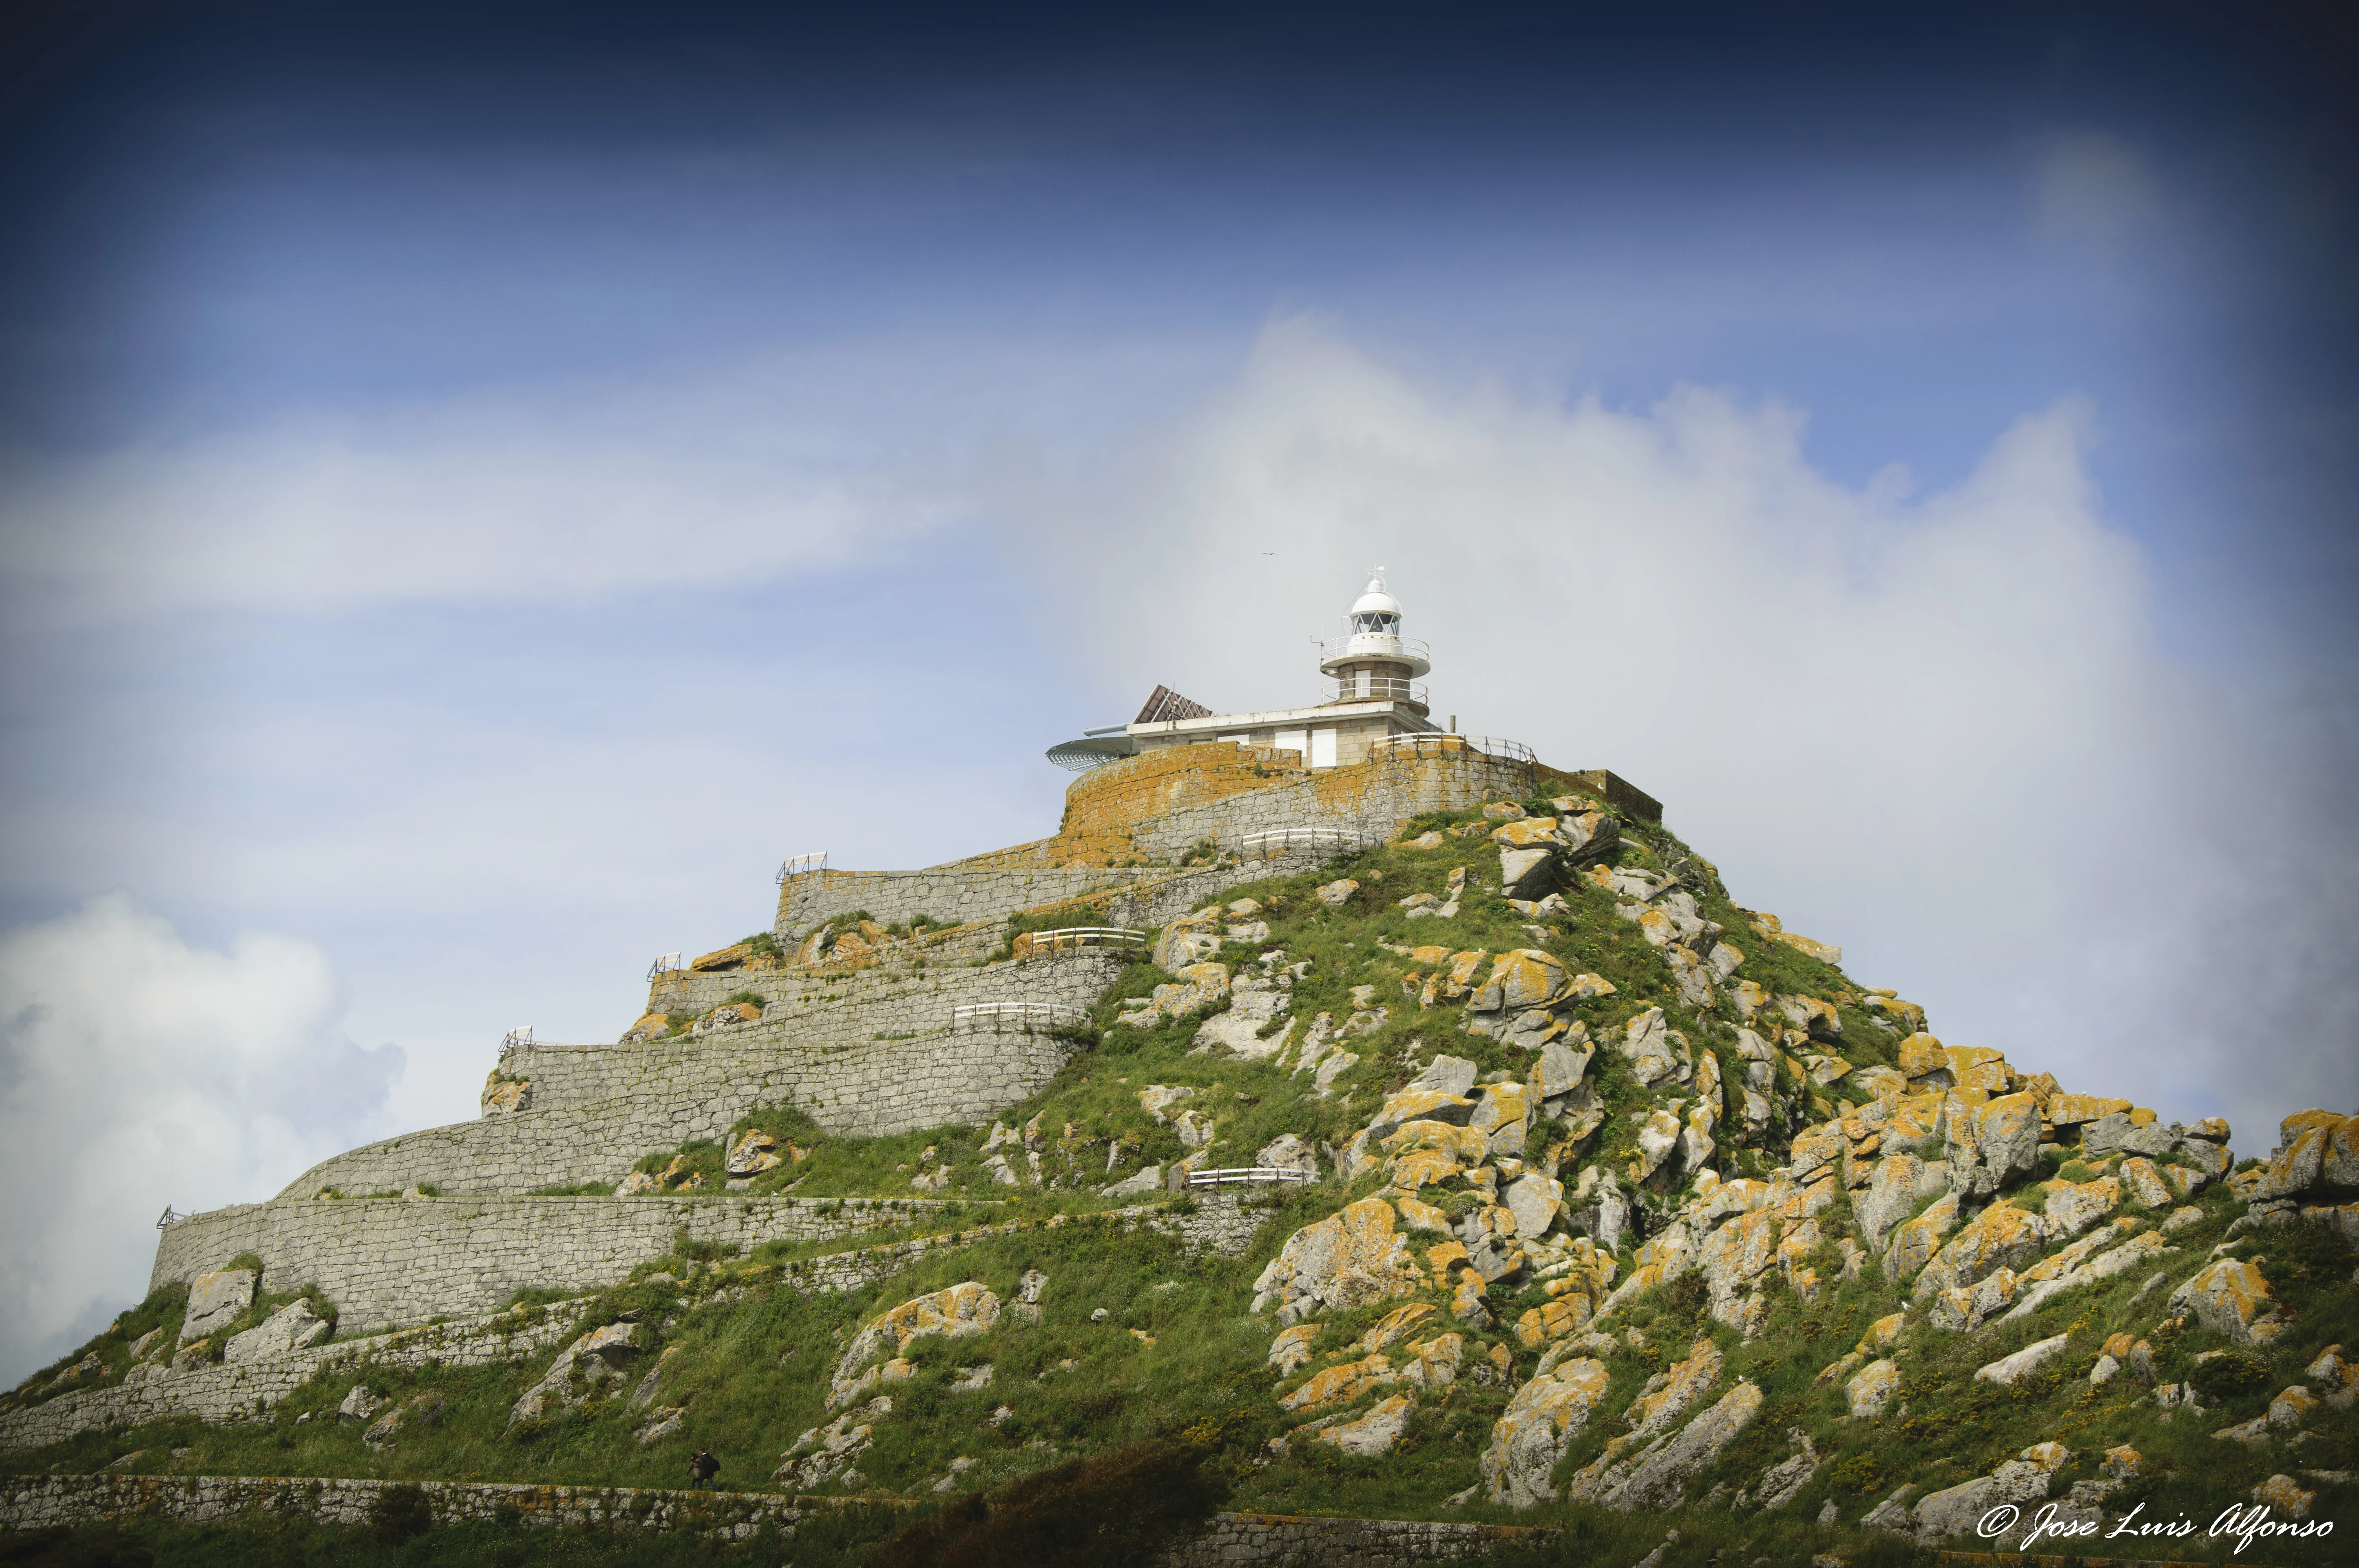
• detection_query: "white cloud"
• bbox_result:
[1021,319,2357,1144]
[0,894,402,1385]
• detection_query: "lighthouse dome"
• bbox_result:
[1350,578,1403,619]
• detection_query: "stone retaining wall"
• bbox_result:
[774,864,1176,940]
[638,942,1121,1045]
[0,1303,585,1453]
[0,1473,821,1541]
[1161,1511,1553,1566]
[0,1479,1529,1563]
[283,971,1119,1201]
[151,1196,950,1333]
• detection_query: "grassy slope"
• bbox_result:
[7,799,2355,1566]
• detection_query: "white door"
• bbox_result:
[1354,668,1372,698]
[1274,729,1308,760]
[1310,729,1338,768]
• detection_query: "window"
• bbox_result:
[1354,669,1372,698]
[1273,729,1307,760]
[1310,729,1338,768]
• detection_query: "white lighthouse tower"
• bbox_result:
[1318,568,1430,715]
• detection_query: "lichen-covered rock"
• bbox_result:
[2252,1473,2316,1521]
[1478,1356,1610,1507]
[726,1129,784,1178]
[2043,1176,2122,1237]
[1267,1324,1318,1375]
[1908,1443,2071,1539]
[1280,1352,1394,1412]
[2118,1157,2173,1209]
[1118,962,1230,1029]
[829,1282,1001,1406]
[1913,1201,2047,1301]
[1612,1009,1689,1089]
[1974,1333,2068,1387]
[510,1322,643,1426]
[1590,1381,1764,1511]
[1315,878,1360,906]
[1846,1358,1901,1419]
[1315,1393,1416,1456]
[1502,1172,1564,1238]
[363,1390,444,1449]
[1738,1429,1819,1512]
[776,1396,890,1489]
[1852,1155,1928,1255]
[2237,1109,2359,1201]
[2169,1258,2283,1346]
[1251,1198,1423,1325]
[1193,974,1292,1058]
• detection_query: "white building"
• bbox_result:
[1046,572,1453,772]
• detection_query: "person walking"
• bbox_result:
[690,1449,719,1490]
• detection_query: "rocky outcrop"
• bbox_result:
[178,1270,255,1347]
[509,1322,643,1427]
[223,1300,332,1364]
[829,1282,1001,1407]
[1478,1357,1610,1507]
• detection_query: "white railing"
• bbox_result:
[502,1025,535,1048]
[776,852,828,885]
[1019,926,1147,955]
[1326,677,1429,706]
[951,1002,1093,1033]
[1239,827,1373,859]
[1366,732,1536,767]
[647,952,685,981]
[1185,1167,1320,1188]
[1318,635,1431,667]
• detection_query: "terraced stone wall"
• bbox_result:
[1161,1512,1553,1566]
[774,863,1174,940]
[644,933,1120,1027]
[149,1196,943,1334]
[0,1305,582,1452]
[1109,745,1542,862]
[283,992,1117,1202]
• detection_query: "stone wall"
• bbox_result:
[0,1473,825,1541]
[150,1196,952,1333]
[0,1480,1536,1563]
[774,864,1176,940]
[284,960,1123,1201]
[1161,1512,1554,1566]
[1110,744,1543,863]
[641,935,1121,1032]
[0,1303,584,1453]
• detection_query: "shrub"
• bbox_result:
[869,1438,1229,1568]
[367,1482,434,1544]
[738,932,783,961]
[2191,1352,2271,1402]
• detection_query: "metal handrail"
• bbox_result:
[156,1206,186,1228]
[502,1026,535,1048]
[1239,827,1373,859]
[951,1002,1093,1033]
[776,852,828,885]
[1185,1167,1319,1188]
[1318,635,1431,665]
[1326,677,1429,706]
[1019,926,1147,954]
[1366,732,1536,766]
[648,952,685,981]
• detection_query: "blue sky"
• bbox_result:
[1,1,2353,1380]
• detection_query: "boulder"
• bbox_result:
[1846,1358,1901,1419]
[2118,1157,2173,1209]
[1914,1201,2047,1301]
[1152,910,1225,972]
[1613,1009,1688,1088]
[1908,1443,2070,1539]
[1881,1192,1960,1283]
[1738,1429,1819,1512]
[1666,946,1717,1010]
[1975,1334,2069,1387]
[510,1322,645,1425]
[362,1391,443,1450]
[2168,1258,2283,1346]
[1503,1173,1565,1238]
[1852,1155,1927,1256]
[177,1269,256,1346]
[727,1129,785,1178]
[1315,1393,1415,1456]
[1593,1381,1764,1510]
[1408,1053,1481,1098]
[1499,847,1555,898]
[1193,974,1291,1058]
[1267,1324,1318,1375]
[829,1283,1001,1407]
[337,1385,385,1424]
[775,1396,890,1489]
[1251,1198,1424,1325]
[2043,1177,2121,1237]
[1315,878,1359,906]
[1479,1357,1612,1507]
[223,1299,332,1364]
[1255,1133,1319,1176]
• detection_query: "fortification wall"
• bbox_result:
[0,1303,583,1452]
[1103,745,1539,861]
[284,1002,1112,1201]
[616,951,1122,1087]
[149,1196,948,1333]
[773,864,1173,940]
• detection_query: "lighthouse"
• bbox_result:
[1318,570,1430,714]
[1045,571,1445,771]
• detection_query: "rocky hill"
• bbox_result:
[2,741,2352,1567]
